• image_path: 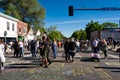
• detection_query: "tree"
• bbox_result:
[48,31,65,41]
[45,26,57,35]
[85,20,103,39]
[80,30,87,40]
[0,0,45,29]
[102,22,118,28]
[71,30,87,40]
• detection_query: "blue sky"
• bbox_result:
[38,0,120,37]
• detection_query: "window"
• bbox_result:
[7,22,10,30]
[24,28,27,33]
[12,23,14,31]
[19,28,21,32]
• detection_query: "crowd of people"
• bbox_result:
[0,36,120,69]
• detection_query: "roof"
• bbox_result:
[27,28,34,35]
[0,12,19,22]
[36,30,41,36]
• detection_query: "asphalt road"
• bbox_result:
[0,48,120,80]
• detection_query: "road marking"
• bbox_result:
[108,54,119,58]
[75,53,81,58]
[61,63,65,67]
[105,62,120,66]
[105,63,110,65]
[96,68,113,80]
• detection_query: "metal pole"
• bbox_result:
[5,36,6,44]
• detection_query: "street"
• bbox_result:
[0,48,120,80]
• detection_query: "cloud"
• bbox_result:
[47,18,120,25]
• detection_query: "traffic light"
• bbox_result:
[69,6,73,16]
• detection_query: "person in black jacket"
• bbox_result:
[30,39,36,58]
[64,38,70,62]
[68,38,76,62]
[13,41,19,58]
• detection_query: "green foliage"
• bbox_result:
[85,20,103,39]
[71,30,86,40]
[48,31,65,41]
[102,22,118,28]
[85,21,118,39]
[0,0,45,29]
[45,26,57,35]
[34,23,45,33]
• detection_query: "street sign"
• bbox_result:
[4,31,7,37]
[101,7,119,11]
[69,6,120,16]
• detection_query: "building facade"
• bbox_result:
[17,21,28,41]
[91,28,120,41]
[0,12,18,43]
[27,28,35,40]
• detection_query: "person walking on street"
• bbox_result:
[52,39,57,59]
[30,39,36,58]
[113,40,117,49]
[36,39,40,53]
[19,40,24,57]
[13,41,19,58]
[92,38,99,53]
[64,38,70,62]
[0,40,6,70]
[68,38,76,62]
[101,39,108,59]
[40,36,51,68]
[76,40,80,52]
[91,38,100,62]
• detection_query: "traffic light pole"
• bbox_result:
[69,6,120,16]
[74,8,120,11]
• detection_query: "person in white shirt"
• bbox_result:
[92,38,99,53]
[19,40,24,57]
[0,40,5,70]
[36,39,39,53]
[9,40,13,49]
[76,40,80,52]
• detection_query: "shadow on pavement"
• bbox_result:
[111,70,120,72]
[8,64,36,69]
[94,66,120,69]
[94,66,120,72]
[111,71,120,72]
[80,57,100,62]
[6,57,41,69]
[21,57,40,60]
[22,57,66,63]
[6,56,67,69]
